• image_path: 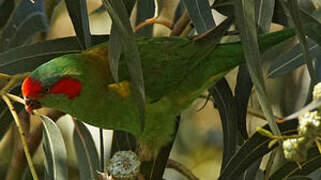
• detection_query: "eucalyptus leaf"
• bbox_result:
[209,78,238,171]
[234,0,281,136]
[73,121,100,180]
[0,0,14,28]
[182,0,216,34]
[270,148,321,179]
[0,0,48,51]
[103,0,146,131]
[234,65,252,139]
[218,120,298,180]
[135,0,155,37]
[267,38,321,78]
[0,35,109,74]
[286,0,317,84]
[256,0,274,33]
[41,115,68,180]
[65,0,91,49]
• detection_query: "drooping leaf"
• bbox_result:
[0,0,14,28]
[0,0,48,51]
[73,121,100,180]
[218,120,298,180]
[182,0,216,34]
[267,38,320,78]
[255,0,274,33]
[234,0,281,136]
[41,115,68,180]
[234,64,252,139]
[65,0,91,49]
[300,9,321,47]
[140,117,181,180]
[135,0,155,37]
[211,0,234,17]
[103,0,146,131]
[0,35,109,74]
[286,0,317,85]
[270,148,321,179]
[209,78,238,171]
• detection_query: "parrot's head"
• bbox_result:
[21,55,86,114]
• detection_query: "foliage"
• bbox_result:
[0,0,321,179]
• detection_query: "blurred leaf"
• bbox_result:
[65,0,91,49]
[209,78,238,171]
[0,0,14,28]
[43,0,62,21]
[286,0,317,84]
[243,158,262,180]
[73,121,100,180]
[0,0,48,51]
[234,64,252,139]
[140,117,181,180]
[267,38,320,78]
[234,0,281,135]
[108,26,122,82]
[212,0,234,17]
[270,148,321,179]
[41,115,68,180]
[103,0,146,130]
[278,98,321,122]
[136,0,155,37]
[287,177,313,180]
[300,9,321,47]
[256,0,274,33]
[218,120,298,180]
[272,0,290,26]
[182,0,216,34]
[0,35,109,74]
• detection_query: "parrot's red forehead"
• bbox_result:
[22,76,82,99]
[22,77,42,98]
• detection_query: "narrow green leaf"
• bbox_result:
[218,120,298,180]
[234,0,281,136]
[136,0,155,37]
[41,115,68,180]
[209,78,238,171]
[300,9,321,47]
[0,0,48,51]
[286,0,317,85]
[0,35,109,74]
[65,0,91,49]
[0,0,14,28]
[234,65,252,139]
[267,38,320,78]
[270,148,321,179]
[73,121,100,180]
[108,24,122,83]
[103,0,146,130]
[182,0,216,34]
[256,0,274,33]
[287,177,313,180]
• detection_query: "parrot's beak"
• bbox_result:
[24,97,41,114]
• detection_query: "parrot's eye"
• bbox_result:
[44,87,51,93]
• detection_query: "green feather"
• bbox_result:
[27,27,296,156]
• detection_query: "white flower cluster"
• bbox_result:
[282,82,321,162]
[106,151,141,179]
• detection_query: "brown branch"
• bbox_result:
[134,17,173,34]
[170,11,191,36]
[167,159,199,180]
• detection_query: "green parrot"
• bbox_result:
[21,28,296,158]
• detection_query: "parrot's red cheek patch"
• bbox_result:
[22,77,43,98]
[51,78,82,99]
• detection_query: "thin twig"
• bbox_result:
[170,11,191,36]
[0,73,11,81]
[134,17,173,33]
[0,73,29,96]
[7,93,25,104]
[167,159,199,180]
[2,95,39,180]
